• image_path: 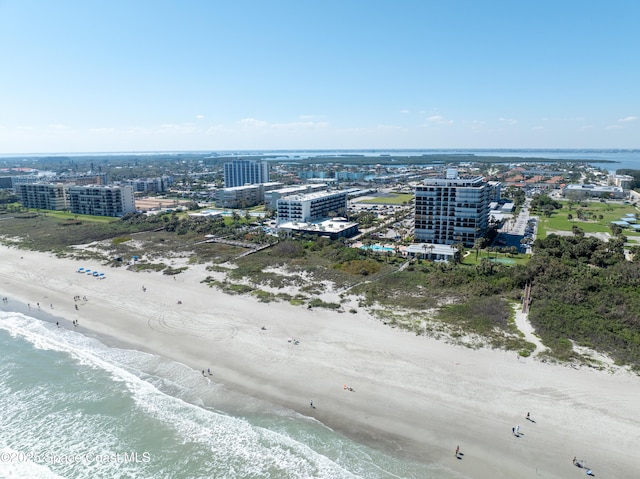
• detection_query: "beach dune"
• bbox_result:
[1,245,639,479]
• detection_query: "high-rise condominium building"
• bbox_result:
[414,169,491,247]
[67,185,136,217]
[224,160,269,188]
[16,183,67,211]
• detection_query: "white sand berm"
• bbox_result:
[1,245,638,479]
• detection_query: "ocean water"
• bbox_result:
[0,312,459,479]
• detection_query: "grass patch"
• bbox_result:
[130,262,166,272]
[536,200,638,238]
[358,193,414,205]
[337,259,382,276]
[112,237,132,245]
[308,298,341,309]
[253,290,276,302]
[163,266,188,275]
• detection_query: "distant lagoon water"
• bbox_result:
[265,149,640,174]
[2,149,639,174]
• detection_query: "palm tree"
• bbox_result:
[474,237,485,260]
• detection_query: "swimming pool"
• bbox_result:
[360,244,395,252]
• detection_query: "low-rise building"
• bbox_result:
[562,184,625,199]
[405,243,458,262]
[277,218,359,239]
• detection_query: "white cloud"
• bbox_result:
[606,125,624,130]
[580,125,595,130]
[617,116,637,123]
[499,118,518,125]
[237,118,269,128]
[299,115,315,120]
[426,115,453,125]
[196,114,205,120]
[400,109,409,114]
[532,126,544,131]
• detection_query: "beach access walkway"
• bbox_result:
[513,304,547,355]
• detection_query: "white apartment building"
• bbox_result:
[16,183,67,211]
[414,169,491,247]
[609,174,634,190]
[265,184,328,209]
[276,191,348,224]
[216,184,264,209]
[67,185,136,217]
[223,159,270,187]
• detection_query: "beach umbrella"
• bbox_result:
[85,269,92,274]
[77,267,85,272]
[99,273,105,279]
[93,271,99,277]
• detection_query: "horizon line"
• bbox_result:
[1,147,639,158]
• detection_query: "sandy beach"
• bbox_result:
[1,244,639,479]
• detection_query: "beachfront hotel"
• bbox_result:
[276,190,348,224]
[414,169,492,247]
[66,185,136,217]
[223,159,270,188]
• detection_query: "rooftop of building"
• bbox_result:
[277,217,358,233]
[281,190,347,201]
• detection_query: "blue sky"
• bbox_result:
[0,0,638,153]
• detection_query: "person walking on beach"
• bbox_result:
[310,400,314,408]
[455,445,459,458]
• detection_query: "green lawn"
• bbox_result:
[358,193,414,205]
[28,209,118,224]
[536,201,639,238]
[462,250,531,266]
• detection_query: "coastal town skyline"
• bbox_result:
[1,0,639,153]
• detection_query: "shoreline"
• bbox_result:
[1,244,639,478]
